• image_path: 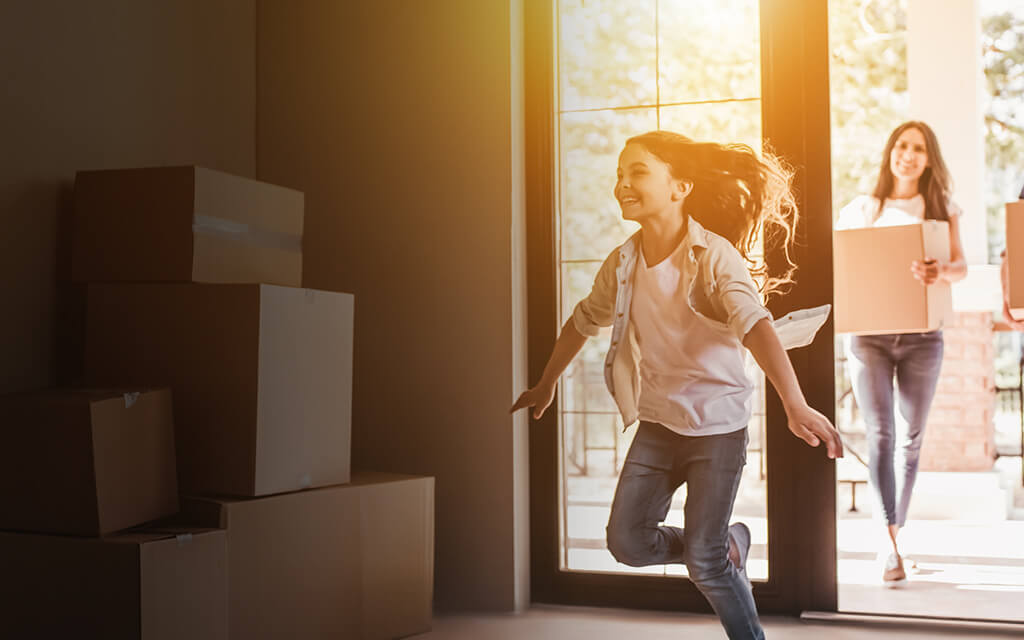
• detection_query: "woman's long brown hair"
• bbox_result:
[626,130,799,300]
[871,121,953,222]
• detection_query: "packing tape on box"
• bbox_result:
[192,215,302,253]
[176,533,193,547]
[124,392,140,408]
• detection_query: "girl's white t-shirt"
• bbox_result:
[630,237,753,436]
[835,193,962,230]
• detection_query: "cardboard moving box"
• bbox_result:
[834,221,952,334]
[0,528,227,640]
[182,473,434,640]
[0,388,178,536]
[1005,201,1024,316]
[73,166,303,286]
[85,284,353,497]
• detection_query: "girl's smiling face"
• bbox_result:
[615,142,690,223]
[889,126,929,184]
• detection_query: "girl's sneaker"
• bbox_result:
[728,522,752,588]
[882,552,907,588]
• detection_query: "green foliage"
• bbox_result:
[827,1,1024,261]
[982,9,1024,260]
[828,0,909,219]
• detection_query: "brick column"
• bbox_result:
[920,311,997,471]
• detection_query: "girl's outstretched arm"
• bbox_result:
[743,318,844,459]
[510,318,588,419]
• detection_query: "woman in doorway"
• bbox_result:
[511,130,843,640]
[836,121,967,587]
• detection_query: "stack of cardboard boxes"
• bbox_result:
[0,166,433,639]
[0,387,228,639]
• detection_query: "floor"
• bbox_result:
[425,605,1024,639]
[837,518,1024,621]
[563,453,1024,621]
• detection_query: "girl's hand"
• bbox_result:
[786,402,844,459]
[910,258,941,285]
[510,381,557,419]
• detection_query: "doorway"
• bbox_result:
[827,0,1024,623]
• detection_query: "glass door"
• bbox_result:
[554,0,769,582]
[526,0,837,614]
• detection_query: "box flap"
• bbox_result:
[91,388,179,534]
[922,220,953,328]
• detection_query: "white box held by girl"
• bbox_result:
[84,284,353,497]
[834,221,952,334]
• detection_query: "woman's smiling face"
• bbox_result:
[889,126,929,184]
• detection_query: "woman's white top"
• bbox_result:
[836,193,962,230]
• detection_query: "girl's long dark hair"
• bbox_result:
[871,121,953,222]
[626,130,799,300]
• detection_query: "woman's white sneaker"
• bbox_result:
[882,552,907,588]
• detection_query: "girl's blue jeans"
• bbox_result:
[847,331,944,527]
[606,421,764,640]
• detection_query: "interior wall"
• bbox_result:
[0,1,256,392]
[256,0,526,612]
[1,0,527,614]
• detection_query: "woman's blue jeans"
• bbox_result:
[606,421,763,640]
[847,331,944,527]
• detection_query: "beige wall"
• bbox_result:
[0,1,256,392]
[1,0,527,613]
[256,0,528,612]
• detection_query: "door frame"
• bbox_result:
[524,0,837,615]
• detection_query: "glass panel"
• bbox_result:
[559,108,657,262]
[560,260,603,329]
[828,0,910,612]
[981,2,1024,261]
[558,0,658,111]
[658,0,762,104]
[658,100,762,152]
[827,0,908,221]
[556,0,767,583]
[560,262,619,414]
[830,0,1024,620]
